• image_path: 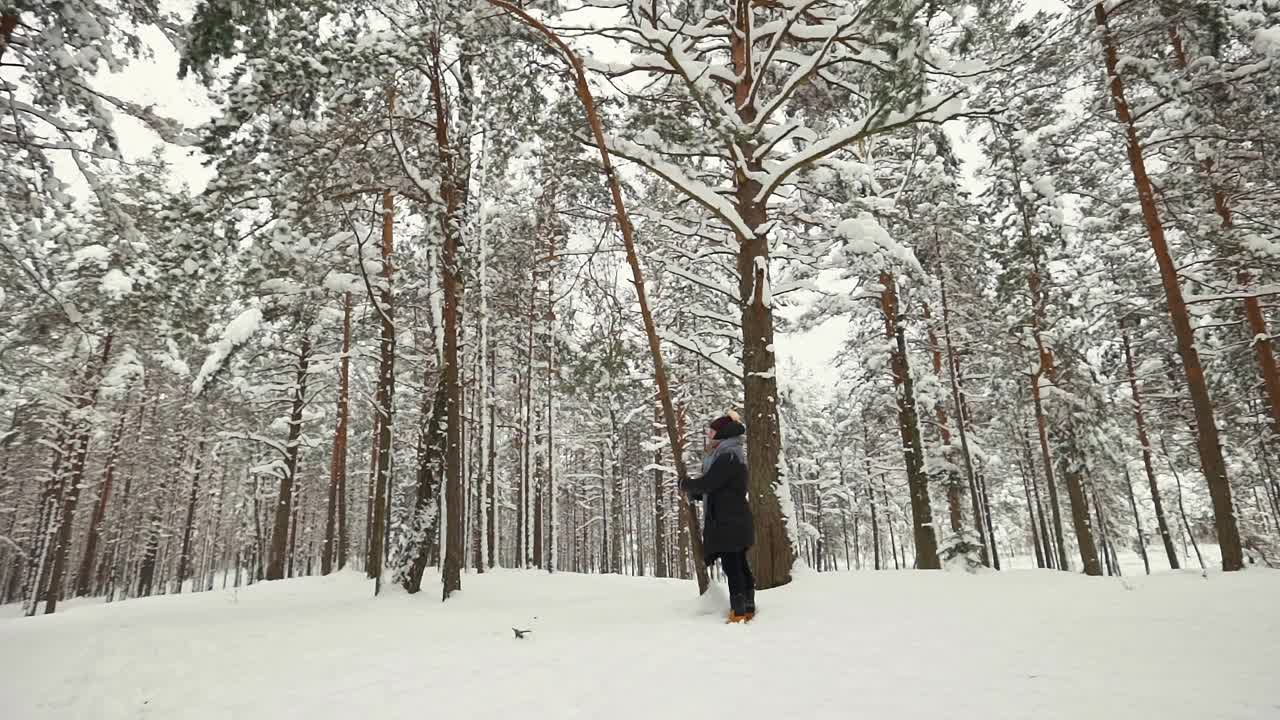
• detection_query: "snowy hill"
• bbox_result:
[3,569,1279,720]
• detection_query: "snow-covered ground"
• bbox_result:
[3,566,1278,720]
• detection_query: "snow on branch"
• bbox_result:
[664,263,739,302]
[221,431,289,457]
[756,92,968,202]
[603,137,753,238]
[1185,285,1280,305]
[834,212,924,277]
[659,330,743,380]
[192,308,263,396]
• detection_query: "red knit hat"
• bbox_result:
[708,409,742,434]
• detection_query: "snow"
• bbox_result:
[834,212,924,275]
[192,308,263,395]
[2,569,1277,720]
[1253,26,1280,57]
[99,268,135,299]
[72,244,111,263]
[101,347,143,398]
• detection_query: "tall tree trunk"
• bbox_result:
[41,429,92,613]
[368,178,398,590]
[1095,3,1242,570]
[533,408,544,569]
[364,412,380,568]
[1019,457,1046,569]
[1028,266,1100,574]
[40,336,115,614]
[402,377,446,594]
[522,293,535,568]
[74,408,129,597]
[939,272,989,563]
[879,273,940,569]
[862,427,882,571]
[973,466,1001,571]
[487,355,497,568]
[267,332,311,581]
[1029,355,1069,568]
[725,1,796,590]
[653,404,668,578]
[431,42,467,601]
[139,420,190,598]
[609,408,623,574]
[1123,467,1151,575]
[1121,320,1180,569]
[324,292,352,575]
[923,301,964,535]
[175,440,207,592]
[1019,415,1056,569]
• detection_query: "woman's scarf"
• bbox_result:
[701,434,746,475]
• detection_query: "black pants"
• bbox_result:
[719,551,755,597]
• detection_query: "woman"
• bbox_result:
[680,410,756,622]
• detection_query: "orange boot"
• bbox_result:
[726,594,747,623]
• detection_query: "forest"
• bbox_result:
[2,0,1279,622]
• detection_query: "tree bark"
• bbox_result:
[432,40,467,600]
[175,440,207,591]
[1019,457,1046,568]
[652,404,668,578]
[722,2,796,589]
[487,355,497,568]
[324,292,352,575]
[402,376,447,594]
[74,409,129,597]
[878,273,940,569]
[923,301,964,535]
[267,332,311,581]
[1095,3,1242,570]
[367,182,397,586]
[139,421,190,598]
[939,271,989,563]
[1121,320,1180,569]
[1027,265,1101,574]
[1123,467,1151,575]
[40,336,115,614]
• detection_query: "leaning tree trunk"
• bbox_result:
[266,333,311,581]
[1165,25,1280,454]
[489,0,711,592]
[1095,3,1242,570]
[879,273,940,569]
